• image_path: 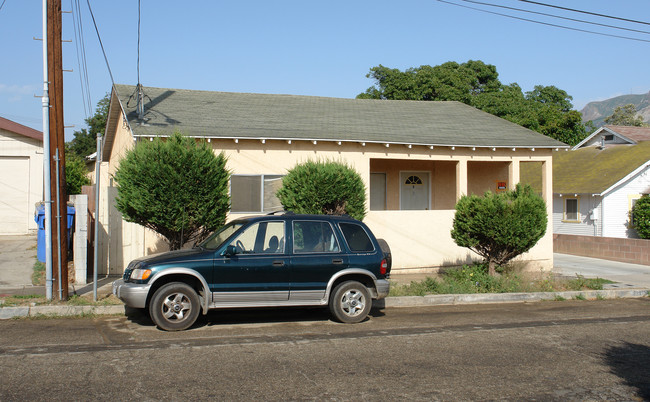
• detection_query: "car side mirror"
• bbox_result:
[223,244,238,257]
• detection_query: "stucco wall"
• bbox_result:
[101,125,555,272]
[0,129,43,234]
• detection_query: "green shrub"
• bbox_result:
[276,160,366,221]
[451,184,547,275]
[65,155,91,195]
[632,195,650,239]
[113,132,230,250]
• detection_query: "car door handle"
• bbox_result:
[272,260,285,267]
[332,259,344,265]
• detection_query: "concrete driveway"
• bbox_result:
[554,253,650,288]
[0,235,37,288]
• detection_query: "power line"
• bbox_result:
[0,0,7,13]
[86,0,115,87]
[436,0,650,43]
[518,0,650,26]
[460,0,650,36]
[71,0,92,120]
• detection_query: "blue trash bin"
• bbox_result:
[67,206,75,256]
[35,204,46,263]
[34,205,76,263]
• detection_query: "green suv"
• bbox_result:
[113,213,391,331]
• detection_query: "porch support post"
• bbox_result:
[456,159,468,201]
[508,159,520,190]
[541,158,553,215]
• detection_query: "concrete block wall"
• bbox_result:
[554,234,650,266]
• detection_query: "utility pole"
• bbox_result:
[47,0,69,301]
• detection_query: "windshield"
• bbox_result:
[200,221,246,250]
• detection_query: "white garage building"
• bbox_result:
[0,117,43,235]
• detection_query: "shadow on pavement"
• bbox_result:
[123,305,388,330]
[603,342,650,400]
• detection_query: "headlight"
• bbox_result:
[130,268,152,281]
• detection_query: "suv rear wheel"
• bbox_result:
[329,280,371,323]
[149,282,200,331]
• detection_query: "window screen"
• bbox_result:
[231,175,283,213]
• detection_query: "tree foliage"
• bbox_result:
[357,61,589,146]
[276,160,366,221]
[65,154,90,195]
[632,195,650,239]
[113,132,230,250]
[604,104,648,127]
[65,94,110,159]
[451,184,547,275]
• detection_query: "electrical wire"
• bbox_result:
[86,0,115,87]
[517,0,650,26]
[460,0,650,36]
[71,0,92,120]
[137,0,141,85]
[436,0,650,43]
[0,0,7,13]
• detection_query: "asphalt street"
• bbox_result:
[1,299,649,400]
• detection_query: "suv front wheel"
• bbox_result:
[149,282,200,331]
[329,281,371,323]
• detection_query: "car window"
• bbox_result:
[339,222,374,252]
[293,221,340,253]
[228,221,285,254]
[201,222,246,250]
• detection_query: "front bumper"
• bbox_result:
[112,279,151,309]
[375,279,390,299]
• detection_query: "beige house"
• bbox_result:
[96,84,567,275]
[0,117,43,235]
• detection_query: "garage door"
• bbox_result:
[0,157,30,234]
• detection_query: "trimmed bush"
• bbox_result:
[632,195,650,239]
[113,132,230,250]
[276,160,366,221]
[451,184,547,275]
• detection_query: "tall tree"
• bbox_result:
[113,132,230,250]
[66,94,110,158]
[604,104,648,127]
[358,61,589,146]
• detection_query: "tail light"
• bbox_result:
[380,258,388,275]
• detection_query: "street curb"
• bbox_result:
[1,289,648,320]
[0,305,124,319]
[375,288,650,308]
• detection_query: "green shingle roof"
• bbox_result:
[113,84,567,148]
[552,142,650,194]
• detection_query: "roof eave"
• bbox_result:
[131,133,568,150]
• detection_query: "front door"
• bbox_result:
[400,172,429,210]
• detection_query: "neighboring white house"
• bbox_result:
[550,126,650,238]
[0,117,43,235]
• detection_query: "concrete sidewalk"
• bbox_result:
[553,253,650,288]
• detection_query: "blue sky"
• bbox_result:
[1,0,649,140]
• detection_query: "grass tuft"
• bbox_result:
[390,264,616,297]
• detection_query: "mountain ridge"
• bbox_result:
[580,91,650,127]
